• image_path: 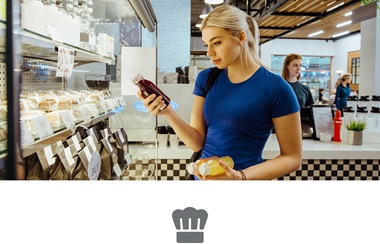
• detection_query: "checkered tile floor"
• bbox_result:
[154,159,380,181]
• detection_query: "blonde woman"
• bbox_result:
[334,73,352,112]
[137,5,302,180]
[282,54,314,107]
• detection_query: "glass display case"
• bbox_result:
[1,0,157,180]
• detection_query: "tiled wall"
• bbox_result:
[143,0,191,73]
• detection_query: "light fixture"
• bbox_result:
[327,2,344,12]
[205,0,223,4]
[200,4,213,19]
[332,31,349,38]
[308,30,324,37]
[336,69,343,76]
[344,11,352,16]
[336,20,352,28]
[195,21,202,28]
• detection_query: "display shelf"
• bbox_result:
[1,21,113,64]
[21,107,124,158]
[20,28,115,65]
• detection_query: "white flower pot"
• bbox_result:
[346,130,363,145]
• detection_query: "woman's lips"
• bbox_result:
[212,59,221,64]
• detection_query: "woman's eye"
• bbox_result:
[213,42,221,46]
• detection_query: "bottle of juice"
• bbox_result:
[133,73,170,110]
[198,156,234,176]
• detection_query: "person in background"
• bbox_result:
[334,73,352,113]
[319,88,329,104]
[137,5,302,180]
[282,54,314,107]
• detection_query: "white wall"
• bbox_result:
[331,33,361,88]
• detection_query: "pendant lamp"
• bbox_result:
[200,4,213,19]
[205,0,223,4]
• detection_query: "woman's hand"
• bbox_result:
[137,90,169,115]
[196,160,243,180]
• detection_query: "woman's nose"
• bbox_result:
[207,47,214,57]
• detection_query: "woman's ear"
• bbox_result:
[239,31,247,42]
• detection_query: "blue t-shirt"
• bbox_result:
[334,84,351,111]
[193,66,300,170]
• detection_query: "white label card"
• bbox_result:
[118,130,125,144]
[113,163,122,177]
[124,152,131,165]
[88,136,97,151]
[84,147,92,162]
[31,116,54,139]
[88,151,101,180]
[20,121,35,148]
[44,146,55,166]
[71,135,81,152]
[60,110,75,129]
[78,106,91,123]
[87,104,99,118]
[100,102,107,113]
[64,147,75,166]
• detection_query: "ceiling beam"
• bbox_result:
[259,0,361,44]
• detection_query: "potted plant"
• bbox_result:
[346,119,367,145]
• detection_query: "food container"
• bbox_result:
[85,74,111,90]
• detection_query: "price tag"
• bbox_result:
[47,25,63,43]
[100,102,107,113]
[124,152,131,165]
[31,116,54,139]
[44,146,55,166]
[88,151,101,180]
[88,136,97,151]
[87,104,99,118]
[105,100,114,111]
[118,130,125,144]
[71,135,81,152]
[83,146,92,161]
[20,121,35,148]
[113,163,122,177]
[78,106,91,123]
[60,110,75,129]
[64,147,75,166]
[101,129,110,139]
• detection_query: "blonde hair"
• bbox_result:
[200,5,263,67]
[282,54,302,81]
[335,73,352,87]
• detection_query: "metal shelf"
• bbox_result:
[21,107,124,158]
[20,28,115,65]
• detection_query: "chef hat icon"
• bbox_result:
[172,207,208,243]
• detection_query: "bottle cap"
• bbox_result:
[187,162,199,175]
[198,163,210,176]
[133,73,143,85]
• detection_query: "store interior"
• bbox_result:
[0,0,379,180]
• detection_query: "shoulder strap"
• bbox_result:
[205,67,222,97]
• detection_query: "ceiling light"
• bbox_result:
[327,2,344,12]
[195,23,201,28]
[336,20,352,28]
[200,4,213,19]
[344,11,352,16]
[327,1,336,6]
[332,31,349,38]
[308,30,324,37]
[205,0,223,4]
